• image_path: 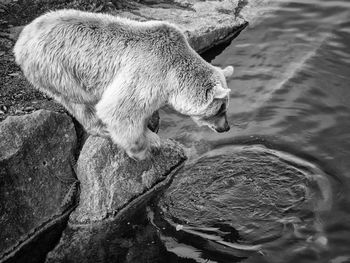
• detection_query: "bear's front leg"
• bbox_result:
[94,111,160,160]
[95,78,161,160]
[126,136,149,161]
[110,127,160,161]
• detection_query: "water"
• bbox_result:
[150,144,334,263]
[156,0,350,262]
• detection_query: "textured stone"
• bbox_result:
[111,0,248,53]
[0,110,78,263]
[70,136,186,224]
[45,209,173,263]
[45,137,186,263]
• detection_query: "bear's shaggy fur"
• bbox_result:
[14,9,233,160]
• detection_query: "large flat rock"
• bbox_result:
[110,0,247,53]
[0,110,78,263]
[46,137,186,262]
[70,136,186,224]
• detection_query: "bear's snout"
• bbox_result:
[213,114,230,133]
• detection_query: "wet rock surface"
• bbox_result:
[70,136,186,224]
[152,144,332,260]
[45,208,184,263]
[0,110,78,263]
[46,138,186,262]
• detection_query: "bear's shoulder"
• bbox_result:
[141,20,185,42]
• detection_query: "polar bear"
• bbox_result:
[14,9,234,160]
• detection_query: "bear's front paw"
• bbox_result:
[147,131,161,149]
[125,131,161,161]
[126,138,150,161]
[146,130,162,156]
[127,147,149,161]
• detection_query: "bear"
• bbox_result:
[14,9,234,160]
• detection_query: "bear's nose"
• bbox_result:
[214,119,230,133]
[215,125,230,133]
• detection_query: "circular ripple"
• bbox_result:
[151,144,332,261]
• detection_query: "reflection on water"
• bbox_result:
[157,0,350,262]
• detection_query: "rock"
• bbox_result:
[0,110,79,263]
[111,0,248,53]
[152,145,332,260]
[6,26,24,41]
[70,136,186,224]
[45,209,175,263]
[45,137,186,262]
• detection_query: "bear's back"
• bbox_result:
[14,9,149,70]
[15,9,187,66]
[14,9,189,102]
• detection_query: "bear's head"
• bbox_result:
[169,65,234,133]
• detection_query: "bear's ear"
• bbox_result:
[214,87,230,99]
[222,66,234,78]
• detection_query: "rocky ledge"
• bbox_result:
[0,110,78,263]
[70,136,186,224]
[45,138,186,263]
[0,110,186,263]
[110,0,248,53]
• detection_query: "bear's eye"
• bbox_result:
[205,88,212,100]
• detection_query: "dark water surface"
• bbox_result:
[155,0,350,262]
